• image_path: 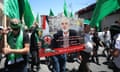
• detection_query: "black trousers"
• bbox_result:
[78,51,90,72]
[5,61,27,72]
[31,50,40,66]
[112,62,120,72]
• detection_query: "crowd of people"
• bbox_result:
[0,17,120,72]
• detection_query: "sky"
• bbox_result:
[29,0,96,16]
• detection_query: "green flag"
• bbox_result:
[23,0,34,28]
[70,12,73,18]
[49,9,54,16]
[90,0,120,29]
[4,0,34,28]
[4,0,20,19]
[64,0,68,17]
[36,13,39,23]
[84,19,90,25]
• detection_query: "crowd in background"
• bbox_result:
[0,18,120,72]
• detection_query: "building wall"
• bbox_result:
[77,10,120,31]
[101,13,120,30]
[78,10,93,19]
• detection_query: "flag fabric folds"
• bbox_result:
[90,0,120,28]
[70,12,73,18]
[23,0,34,28]
[64,0,68,17]
[84,19,90,25]
[4,0,20,19]
[49,9,54,16]
[41,15,50,36]
[4,0,34,28]
[36,13,39,23]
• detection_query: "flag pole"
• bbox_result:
[3,15,8,47]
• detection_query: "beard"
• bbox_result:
[62,28,69,32]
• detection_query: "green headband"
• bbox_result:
[10,23,22,29]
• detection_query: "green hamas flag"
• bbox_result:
[4,0,20,19]
[36,13,39,23]
[90,0,120,29]
[49,9,54,16]
[64,0,68,17]
[70,12,73,18]
[4,0,34,28]
[23,0,34,28]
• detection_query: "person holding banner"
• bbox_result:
[30,23,43,71]
[78,24,93,72]
[2,19,30,72]
[51,17,78,72]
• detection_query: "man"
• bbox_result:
[91,31,101,65]
[78,24,93,72]
[102,27,111,62]
[51,17,78,72]
[112,33,120,72]
[2,19,30,72]
[30,23,43,71]
[111,20,120,72]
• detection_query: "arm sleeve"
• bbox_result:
[23,33,30,44]
[115,40,120,50]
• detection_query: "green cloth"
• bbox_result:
[84,19,90,25]
[90,0,120,29]
[10,23,22,29]
[35,32,45,48]
[64,0,68,17]
[70,12,73,18]
[4,0,20,19]
[23,0,34,28]
[36,13,39,23]
[4,0,34,28]
[35,33,39,43]
[49,9,54,16]
[7,29,23,61]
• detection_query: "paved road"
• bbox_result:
[0,47,113,72]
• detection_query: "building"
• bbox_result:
[75,3,120,30]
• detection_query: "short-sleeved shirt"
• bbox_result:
[84,33,93,53]
[23,32,30,46]
[6,31,30,65]
[113,33,120,69]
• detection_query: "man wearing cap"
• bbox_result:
[30,23,43,71]
[2,19,30,72]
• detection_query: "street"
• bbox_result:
[0,47,113,72]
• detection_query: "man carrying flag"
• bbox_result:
[2,19,30,72]
[30,22,43,71]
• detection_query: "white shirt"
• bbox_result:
[103,31,111,41]
[63,32,69,48]
[113,33,120,68]
[84,33,93,53]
